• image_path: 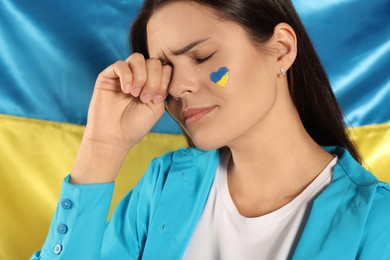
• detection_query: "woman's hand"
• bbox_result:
[71,53,172,183]
[86,53,172,150]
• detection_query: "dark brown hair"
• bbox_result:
[130,0,361,162]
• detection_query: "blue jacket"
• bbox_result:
[32,146,390,259]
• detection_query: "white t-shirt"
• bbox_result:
[183,152,338,260]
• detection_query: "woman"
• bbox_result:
[32,0,390,259]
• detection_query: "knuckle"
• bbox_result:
[124,73,133,81]
[113,60,128,71]
[131,52,145,61]
[115,60,127,66]
[97,70,105,78]
[134,74,146,85]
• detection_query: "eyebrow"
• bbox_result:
[170,38,210,56]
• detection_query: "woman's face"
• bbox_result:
[147,1,279,150]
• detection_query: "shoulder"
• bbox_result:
[326,146,390,253]
[326,145,390,203]
[324,145,379,186]
[324,145,390,224]
[370,181,390,216]
[366,179,390,228]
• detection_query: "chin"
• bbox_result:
[184,121,233,151]
[189,134,226,151]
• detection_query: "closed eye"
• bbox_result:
[195,51,216,64]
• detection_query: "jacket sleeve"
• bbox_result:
[30,175,116,259]
[31,153,173,259]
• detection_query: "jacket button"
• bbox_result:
[61,199,73,209]
[53,244,62,255]
[57,224,68,234]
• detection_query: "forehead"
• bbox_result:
[146,1,225,57]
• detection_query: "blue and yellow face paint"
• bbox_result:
[210,66,229,88]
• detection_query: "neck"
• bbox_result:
[226,84,333,216]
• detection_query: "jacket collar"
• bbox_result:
[142,148,220,259]
[142,146,383,259]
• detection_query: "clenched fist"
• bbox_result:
[71,53,172,183]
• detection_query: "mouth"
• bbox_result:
[181,106,216,126]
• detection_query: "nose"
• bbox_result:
[168,67,200,100]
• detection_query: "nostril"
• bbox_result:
[168,86,190,100]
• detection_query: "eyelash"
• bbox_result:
[195,52,216,64]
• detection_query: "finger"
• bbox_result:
[126,53,147,97]
[140,58,162,104]
[161,65,173,109]
[161,65,173,93]
[99,60,133,93]
[151,65,172,105]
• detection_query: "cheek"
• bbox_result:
[232,57,274,95]
[209,66,229,88]
[224,60,277,121]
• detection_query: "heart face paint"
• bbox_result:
[210,66,229,88]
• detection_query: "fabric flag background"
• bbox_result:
[0,0,389,259]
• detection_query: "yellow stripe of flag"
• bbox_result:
[0,114,188,259]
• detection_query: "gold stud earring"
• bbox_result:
[280,67,287,77]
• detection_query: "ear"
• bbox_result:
[269,23,297,75]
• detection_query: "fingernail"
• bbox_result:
[132,87,142,97]
[125,84,131,94]
[141,93,152,103]
[152,95,164,104]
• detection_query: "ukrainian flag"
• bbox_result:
[0,0,388,259]
[294,1,390,181]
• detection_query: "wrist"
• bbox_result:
[71,138,131,184]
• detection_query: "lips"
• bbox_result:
[181,106,216,126]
